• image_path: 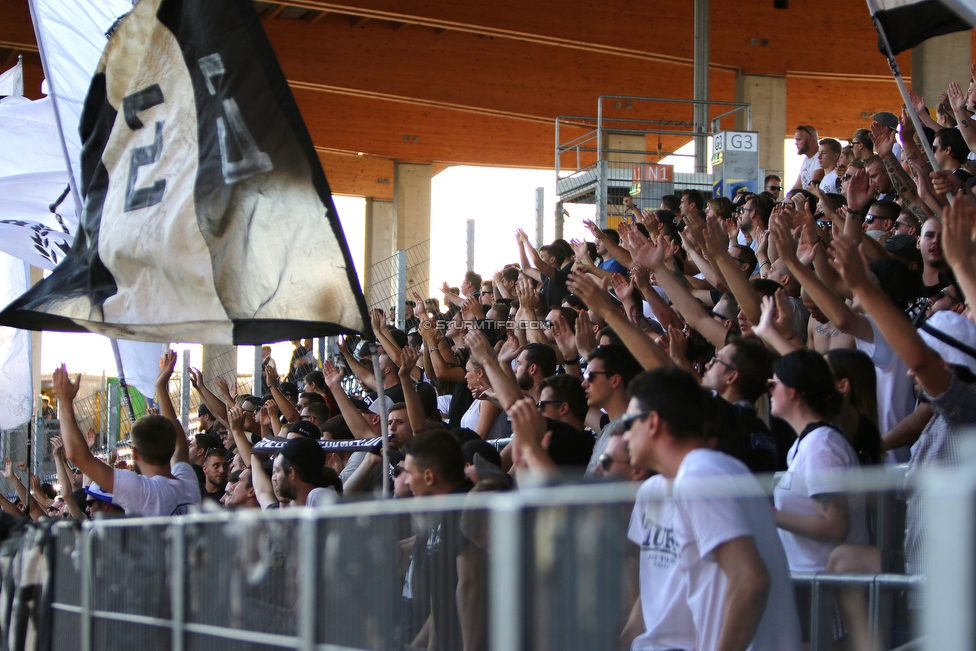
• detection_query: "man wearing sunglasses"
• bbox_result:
[581,345,642,478]
[622,368,801,651]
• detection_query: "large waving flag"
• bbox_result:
[0,0,369,344]
[867,0,975,55]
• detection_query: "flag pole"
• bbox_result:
[110,339,137,424]
[867,0,942,173]
[24,261,33,520]
[369,343,391,499]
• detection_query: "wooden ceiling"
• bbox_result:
[2,0,972,199]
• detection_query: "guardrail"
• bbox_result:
[15,472,943,651]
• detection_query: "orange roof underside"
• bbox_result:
[2,0,972,199]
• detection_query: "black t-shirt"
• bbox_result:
[403,482,476,650]
[366,382,405,405]
[541,262,573,308]
[712,397,782,473]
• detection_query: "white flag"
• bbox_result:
[0,96,74,268]
[0,253,31,430]
[0,58,24,97]
[114,339,165,399]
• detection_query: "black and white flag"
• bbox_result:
[868,0,975,55]
[0,0,369,344]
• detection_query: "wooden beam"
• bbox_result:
[391,22,407,31]
[351,15,370,28]
[305,10,328,24]
[260,4,286,20]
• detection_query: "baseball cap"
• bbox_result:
[280,437,325,483]
[288,420,322,440]
[349,398,371,413]
[278,382,299,398]
[364,394,394,416]
[874,112,899,131]
[919,311,976,375]
[84,482,115,506]
[198,404,212,418]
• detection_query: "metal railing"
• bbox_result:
[27,472,945,651]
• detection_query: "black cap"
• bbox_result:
[462,439,502,468]
[278,382,299,398]
[280,438,325,484]
[288,420,322,440]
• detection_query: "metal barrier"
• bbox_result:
[36,476,937,651]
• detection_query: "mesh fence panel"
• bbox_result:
[364,240,430,317]
[184,518,300,636]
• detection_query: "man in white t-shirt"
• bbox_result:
[792,125,822,190]
[817,138,843,194]
[623,367,801,651]
[54,351,201,517]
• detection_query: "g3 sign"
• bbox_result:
[712,131,758,153]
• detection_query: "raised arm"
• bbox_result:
[336,336,378,390]
[398,347,426,434]
[703,217,763,327]
[518,228,556,279]
[567,270,673,370]
[516,231,543,282]
[948,81,976,153]
[1,460,31,516]
[633,234,729,349]
[942,191,976,312]
[156,350,190,466]
[584,219,633,268]
[770,216,873,343]
[53,365,116,492]
[249,454,278,509]
[465,330,524,411]
[507,398,558,475]
[227,405,253,465]
[264,364,302,424]
[830,233,951,397]
[873,120,934,221]
[188,368,229,426]
[322,360,377,439]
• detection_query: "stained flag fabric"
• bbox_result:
[0,0,370,344]
[867,0,975,55]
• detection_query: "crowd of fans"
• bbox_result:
[9,68,976,651]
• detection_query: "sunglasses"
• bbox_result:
[842,174,853,181]
[766,186,782,192]
[583,370,610,382]
[598,453,629,471]
[620,410,653,432]
[536,400,566,410]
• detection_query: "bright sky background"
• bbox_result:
[41,137,805,376]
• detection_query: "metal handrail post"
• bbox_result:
[169,521,186,651]
[297,514,318,651]
[80,524,93,651]
[810,576,820,651]
[490,495,523,651]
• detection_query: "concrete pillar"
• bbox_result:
[912,32,972,115]
[363,197,394,283]
[736,73,786,178]
[393,163,431,300]
[394,163,431,250]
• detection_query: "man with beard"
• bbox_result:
[271,437,341,506]
[792,125,822,190]
[917,217,953,298]
[514,343,557,402]
[201,448,229,504]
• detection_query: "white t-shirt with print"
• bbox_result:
[673,449,801,651]
[798,154,819,188]
[820,169,841,194]
[627,475,696,651]
[113,462,202,517]
[774,425,869,572]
